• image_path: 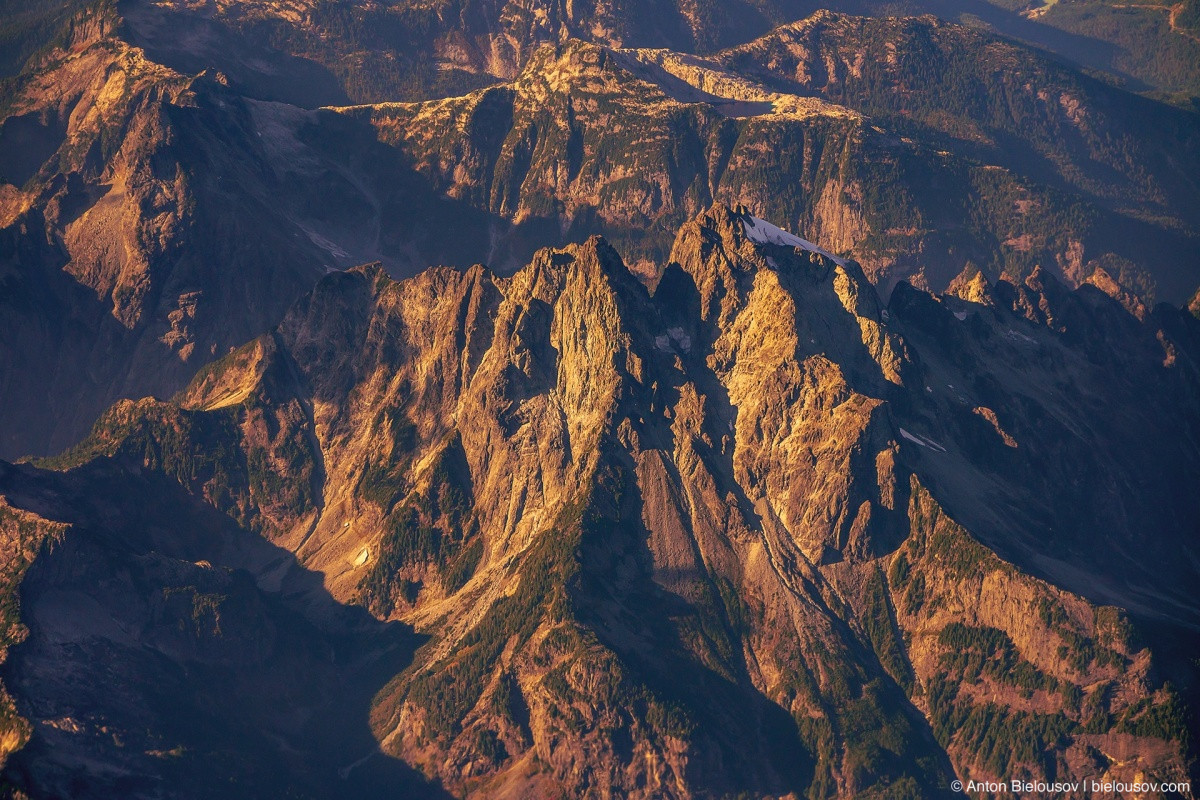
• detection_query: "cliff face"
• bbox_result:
[1,206,1194,798]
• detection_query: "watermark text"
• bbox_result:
[950,778,1192,795]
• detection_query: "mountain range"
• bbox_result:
[2,0,1198,459]
[0,1,1197,798]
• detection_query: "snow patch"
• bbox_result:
[339,751,379,779]
[667,326,692,352]
[742,216,846,266]
[301,226,351,264]
[899,427,948,453]
[1004,328,1037,345]
[656,327,692,353]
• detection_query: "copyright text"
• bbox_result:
[950,779,1192,795]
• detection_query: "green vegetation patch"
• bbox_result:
[938,622,1059,696]
[862,567,915,694]
[1037,598,1125,675]
[927,673,1075,776]
[399,500,584,741]
[358,435,481,614]
[1116,688,1192,746]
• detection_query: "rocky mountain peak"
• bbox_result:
[0,202,1196,796]
[945,266,996,307]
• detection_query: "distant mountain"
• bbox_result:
[976,0,1200,103]
[5,0,1199,110]
[105,0,1200,107]
[1,207,1195,798]
[721,12,1200,226]
[354,28,1200,293]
